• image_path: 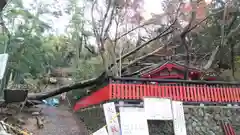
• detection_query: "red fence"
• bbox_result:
[222,121,236,135]
[110,78,240,103]
[74,78,240,111]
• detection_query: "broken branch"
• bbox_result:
[122,45,180,71]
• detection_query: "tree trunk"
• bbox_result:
[203,45,220,70]
[27,72,107,100]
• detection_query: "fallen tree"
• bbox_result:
[27,72,107,100]
[27,27,173,101]
[26,2,182,100]
[12,2,227,102]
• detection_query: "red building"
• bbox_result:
[140,61,216,80]
[73,62,240,111]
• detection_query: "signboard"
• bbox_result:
[119,107,149,135]
[103,102,121,135]
[92,127,108,135]
[144,97,173,120]
[0,53,8,80]
[172,101,187,135]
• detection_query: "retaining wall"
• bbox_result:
[77,106,240,135]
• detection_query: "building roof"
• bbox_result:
[140,61,201,77]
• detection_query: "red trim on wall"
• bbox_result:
[73,85,110,111]
[149,74,184,79]
[206,77,216,81]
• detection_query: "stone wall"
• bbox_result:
[77,106,240,135]
[184,107,240,135]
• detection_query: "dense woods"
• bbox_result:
[1,0,240,99]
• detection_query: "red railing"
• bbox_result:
[73,86,110,111]
[74,78,240,111]
[109,78,240,103]
[222,121,236,135]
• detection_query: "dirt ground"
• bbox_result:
[21,104,89,135]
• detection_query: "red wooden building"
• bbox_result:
[140,61,216,80]
[73,62,240,111]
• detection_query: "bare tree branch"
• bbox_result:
[100,0,112,39]
[116,3,183,41]
[91,0,101,45]
[180,0,197,79]
[185,8,225,34]
[91,0,113,74]
[203,7,239,70]
[122,46,165,70]
[203,45,220,70]
[113,16,120,49]
[115,23,150,41]
[180,1,196,38]
[84,45,96,55]
[111,3,184,71]
[122,45,180,71]
[103,4,116,39]
[115,29,174,65]
[122,66,152,77]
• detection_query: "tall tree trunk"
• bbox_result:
[183,39,189,80]
[230,40,235,79]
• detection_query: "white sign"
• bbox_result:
[0,54,8,80]
[172,101,187,135]
[92,127,108,135]
[119,107,149,135]
[103,102,120,135]
[144,97,173,120]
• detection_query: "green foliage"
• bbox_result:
[236,56,240,63]
[73,57,104,80]
[0,0,103,90]
[235,56,240,68]
[3,0,240,91]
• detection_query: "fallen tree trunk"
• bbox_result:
[27,72,107,100]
